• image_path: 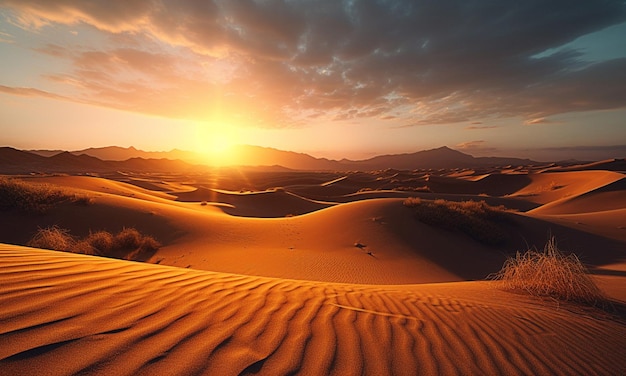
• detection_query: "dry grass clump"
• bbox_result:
[76,231,115,255]
[492,237,606,306]
[403,197,510,245]
[112,227,160,259]
[393,186,431,193]
[0,177,92,213]
[27,226,74,251]
[27,226,160,261]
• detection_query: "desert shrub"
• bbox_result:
[26,226,160,260]
[84,231,114,255]
[137,235,160,253]
[27,227,74,251]
[403,198,510,245]
[72,240,97,255]
[0,177,92,213]
[112,227,161,259]
[113,227,143,251]
[491,238,606,306]
[393,186,431,192]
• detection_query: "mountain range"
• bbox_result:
[0,145,543,174]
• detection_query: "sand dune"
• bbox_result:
[530,176,626,215]
[26,175,178,202]
[541,158,626,173]
[2,166,626,374]
[175,187,335,217]
[508,170,623,204]
[3,175,624,286]
[2,245,625,376]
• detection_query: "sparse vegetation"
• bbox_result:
[26,226,160,261]
[393,186,431,192]
[491,237,606,306]
[403,197,510,245]
[0,177,92,213]
[27,226,74,251]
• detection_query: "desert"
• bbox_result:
[1,146,625,375]
[2,1,626,374]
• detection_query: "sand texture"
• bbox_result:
[1,165,625,375]
[2,245,625,375]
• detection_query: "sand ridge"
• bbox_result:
[1,245,625,375]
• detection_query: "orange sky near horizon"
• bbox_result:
[1,1,626,161]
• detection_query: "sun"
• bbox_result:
[193,123,242,166]
[205,136,238,165]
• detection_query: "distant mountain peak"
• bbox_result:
[9,144,540,172]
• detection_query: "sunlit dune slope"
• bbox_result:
[508,170,624,204]
[25,176,178,202]
[175,187,335,217]
[530,176,626,215]
[1,245,625,376]
[285,173,393,198]
[541,158,626,173]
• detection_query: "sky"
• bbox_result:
[1,0,626,161]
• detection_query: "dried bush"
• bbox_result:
[84,231,114,255]
[403,198,510,245]
[0,177,92,213]
[492,237,606,306]
[26,226,160,261]
[113,227,143,251]
[27,227,74,251]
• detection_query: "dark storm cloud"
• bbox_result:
[2,0,626,125]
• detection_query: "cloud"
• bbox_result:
[1,0,626,126]
[524,117,563,125]
[0,30,14,43]
[456,140,485,149]
[465,125,499,130]
[455,140,499,155]
[0,84,67,100]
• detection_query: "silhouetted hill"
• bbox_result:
[27,149,65,158]
[0,147,49,173]
[2,145,541,173]
[343,146,536,170]
[47,152,111,171]
[350,146,475,170]
[230,145,342,170]
[74,146,201,163]
[0,147,201,174]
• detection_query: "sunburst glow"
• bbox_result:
[194,122,242,166]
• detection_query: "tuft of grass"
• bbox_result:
[113,227,143,251]
[71,240,98,256]
[0,177,92,213]
[26,226,160,261]
[27,226,74,251]
[403,198,510,245]
[84,231,114,255]
[491,237,606,306]
[393,186,431,192]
